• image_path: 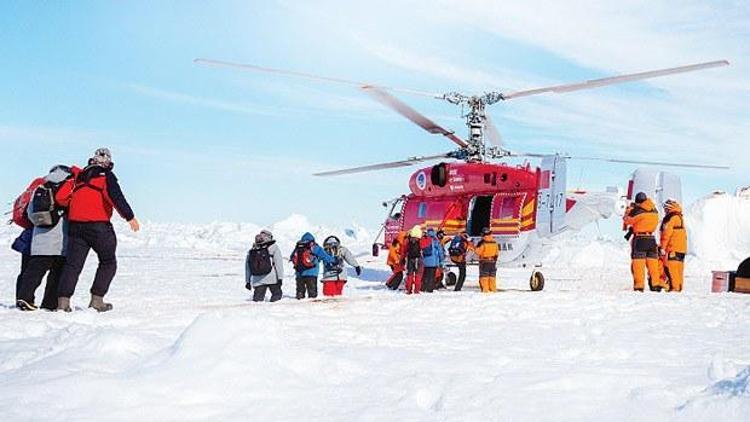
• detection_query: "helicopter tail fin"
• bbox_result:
[536,155,568,237]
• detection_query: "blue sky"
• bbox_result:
[1,0,748,233]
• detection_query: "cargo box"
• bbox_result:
[733,276,750,294]
[711,271,735,293]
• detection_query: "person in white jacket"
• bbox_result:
[320,236,361,297]
[245,230,284,302]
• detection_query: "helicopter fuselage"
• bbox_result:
[383,161,574,263]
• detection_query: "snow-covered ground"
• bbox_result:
[1,198,749,421]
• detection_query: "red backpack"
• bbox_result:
[291,241,316,271]
[10,177,46,228]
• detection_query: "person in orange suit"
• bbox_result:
[385,231,407,290]
[659,199,687,292]
[474,227,499,292]
[623,192,664,292]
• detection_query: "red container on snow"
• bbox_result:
[711,271,735,293]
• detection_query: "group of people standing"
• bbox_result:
[623,192,687,292]
[245,231,361,302]
[11,148,139,312]
[385,225,500,294]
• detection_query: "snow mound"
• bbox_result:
[686,193,750,266]
[678,365,750,418]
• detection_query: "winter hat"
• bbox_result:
[91,147,113,168]
[45,165,72,184]
[409,225,422,238]
[481,227,492,235]
[323,236,340,247]
[634,192,647,204]
[255,230,273,245]
[436,230,445,239]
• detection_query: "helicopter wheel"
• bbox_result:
[445,271,457,286]
[530,270,545,291]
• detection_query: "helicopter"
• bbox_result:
[195,57,729,290]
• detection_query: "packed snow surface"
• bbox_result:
[1,197,749,421]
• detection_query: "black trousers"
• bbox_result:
[253,283,283,302]
[18,256,65,310]
[422,267,437,293]
[296,276,318,299]
[16,254,31,301]
[58,222,118,298]
[454,262,467,291]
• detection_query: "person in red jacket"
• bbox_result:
[55,148,140,312]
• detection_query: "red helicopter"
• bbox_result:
[195,58,729,289]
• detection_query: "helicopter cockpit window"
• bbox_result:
[417,202,427,218]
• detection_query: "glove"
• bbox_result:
[355,266,362,276]
[277,279,283,286]
[659,248,666,257]
[245,282,252,291]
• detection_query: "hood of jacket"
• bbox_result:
[639,199,657,213]
[301,232,315,243]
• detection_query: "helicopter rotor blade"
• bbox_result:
[313,153,451,177]
[507,152,729,170]
[566,155,729,170]
[193,58,442,99]
[484,113,504,149]
[362,86,469,148]
[501,60,730,100]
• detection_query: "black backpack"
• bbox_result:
[248,246,273,276]
[28,183,60,228]
[448,236,466,257]
[407,237,421,259]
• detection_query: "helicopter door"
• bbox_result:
[536,155,567,237]
[467,195,493,236]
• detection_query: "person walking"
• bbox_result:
[290,232,336,299]
[246,230,285,302]
[320,235,361,297]
[16,165,73,311]
[55,148,140,312]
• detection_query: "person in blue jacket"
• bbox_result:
[421,227,445,293]
[290,232,337,299]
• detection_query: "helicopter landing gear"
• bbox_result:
[530,270,545,291]
[445,271,457,286]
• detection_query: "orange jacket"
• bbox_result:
[660,209,687,254]
[387,231,407,267]
[474,235,499,262]
[623,199,659,234]
[387,244,401,267]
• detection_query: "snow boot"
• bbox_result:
[16,299,38,311]
[57,297,72,312]
[89,295,113,312]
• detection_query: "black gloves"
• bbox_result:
[245,282,252,291]
[355,266,362,276]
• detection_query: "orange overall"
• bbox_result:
[474,234,499,292]
[660,203,687,292]
[623,199,663,291]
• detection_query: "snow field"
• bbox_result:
[1,196,749,421]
